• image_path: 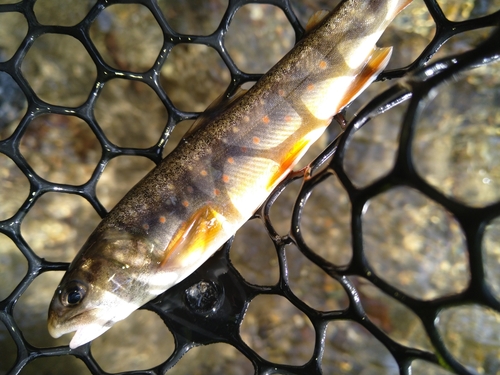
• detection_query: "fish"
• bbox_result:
[48,0,412,349]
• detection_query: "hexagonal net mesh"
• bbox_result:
[0,0,500,374]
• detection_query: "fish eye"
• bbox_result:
[60,281,87,307]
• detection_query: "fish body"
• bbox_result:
[48,0,412,348]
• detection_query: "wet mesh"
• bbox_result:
[1,0,500,374]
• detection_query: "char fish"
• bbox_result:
[48,0,412,348]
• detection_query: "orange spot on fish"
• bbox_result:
[233,127,239,133]
[307,84,315,91]
[159,216,166,223]
[143,223,149,230]
[214,188,221,196]
[227,157,235,164]
[284,115,292,122]
[200,170,208,176]
[262,115,270,124]
[182,200,189,207]
[187,186,194,193]
[222,174,230,183]
[241,146,247,153]
[319,60,327,69]
[278,89,285,96]
[253,137,260,144]
[243,115,250,122]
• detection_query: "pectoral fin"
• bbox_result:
[161,205,224,269]
[338,47,393,110]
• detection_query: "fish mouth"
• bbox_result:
[68,323,112,349]
[47,286,143,348]
[47,321,65,339]
[48,308,114,349]
[47,307,97,339]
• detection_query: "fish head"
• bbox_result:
[48,229,165,349]
[47,274,117,349]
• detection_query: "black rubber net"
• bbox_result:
[1,0,500,374]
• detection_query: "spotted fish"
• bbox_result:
[48,0,412,348]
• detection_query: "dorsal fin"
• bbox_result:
[182,87,248,139]
[305,10,330,32]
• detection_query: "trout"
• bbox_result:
[48,0,412,348]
